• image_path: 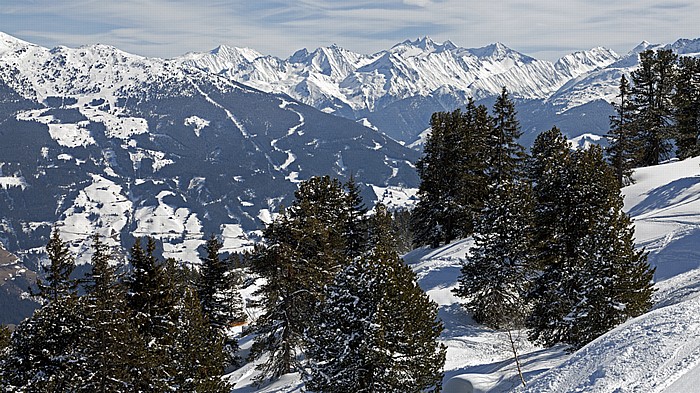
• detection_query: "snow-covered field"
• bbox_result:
[228,157,700,392]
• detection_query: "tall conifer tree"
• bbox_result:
[305,205,446,392]
[607,75,638,187]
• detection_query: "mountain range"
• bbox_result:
[0,31,419,325]
[1,32,700,325]
[178,35,700,146]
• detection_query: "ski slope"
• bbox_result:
[227,157,700,392]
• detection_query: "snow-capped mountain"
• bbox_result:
[0,32,419,297]
[178,37,622,143]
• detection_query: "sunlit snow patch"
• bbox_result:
[184,115,210,137]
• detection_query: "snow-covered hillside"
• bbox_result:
[227,157,700,392]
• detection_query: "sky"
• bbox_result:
[1,1,700,61]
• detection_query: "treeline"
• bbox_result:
[0,176,446,392]
[608,48,700,186]
[0,232,243,392]
[412,88,655,350]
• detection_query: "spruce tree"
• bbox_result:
[2,231,85,391]
[606,75,638,187]
[35,228,77,302]
[124,237,179,391]
[673,56,700,159]
[528,146,655,349]
[453,180,534,329]
[630,49,677,166]
[305,205,446,392]
[0,324,9,354]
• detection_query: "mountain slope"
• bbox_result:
[0,33,419,276]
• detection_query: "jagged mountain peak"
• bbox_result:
[466,42,533,62]
[665,37,700,55]
[391,36,457,54]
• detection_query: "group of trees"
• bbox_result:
[0,176,446,392]
[414,88,655,351]
[607,49,700,186]
[0,231,243,392]
[248,175,446,392]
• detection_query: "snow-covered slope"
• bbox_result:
[227,157,700,392]
[511,157,700,392]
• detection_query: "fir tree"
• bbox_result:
[305,205,446,392]
[606,75,638,187]
[453,180,534,329]
[673,56,700,159]
[528,146,655,349]
[630,49,677,166]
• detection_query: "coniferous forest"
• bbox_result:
[6,47,700,390]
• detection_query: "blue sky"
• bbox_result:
[2,1,699,60]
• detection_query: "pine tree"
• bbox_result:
[528,127,573,272]
[453,180,534,329]
[673,56,700,159]
[343,174,369,259]
[305,205,446,392]
[489,87,527,184]
[630,49,677,166]
[173,287,231,393]
[197,235,245,367]
[78,234,146,392]
[606,75,638,187]
[412,101,490,247]
[248,176,351,382]
[528,146,655,349]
